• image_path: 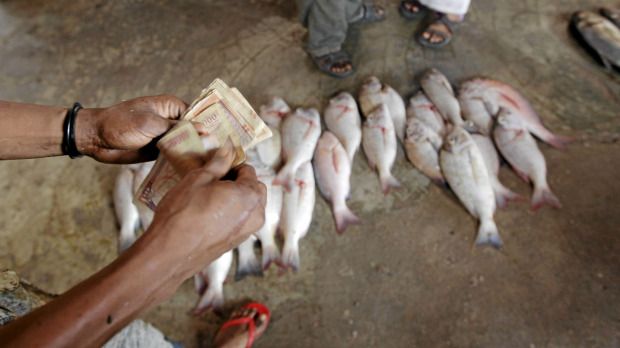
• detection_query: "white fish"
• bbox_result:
[259,96,290,129]
[459,78,571,149]
[274,108,321,191]
[235,236,261,280]
[255,97,289,169]
[132,161,155,230]
[405,118,444,184]
[114,166,140,253]
[493,109,561,211]
[458,92,494,135]
[420,68,463,126]
[407,91,446,137]
[324,92,362,162]
[362,104,401,194]
[440,127,502,248]
[359,76,407,143]
[255,167,284,270]
[313,132,361,234]
[471,134,522,208]
[280,162,315,271]
[193,250,233,313]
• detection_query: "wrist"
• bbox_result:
[74,107,101,158]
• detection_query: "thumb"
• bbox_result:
[137,112,178,140]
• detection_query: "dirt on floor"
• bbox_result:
[0,0,619,347]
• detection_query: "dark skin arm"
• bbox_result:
[0,145,267,347]
[0,95,187,163]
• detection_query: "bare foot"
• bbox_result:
[214,306,269,348]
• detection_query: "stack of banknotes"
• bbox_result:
[136,79,272,210]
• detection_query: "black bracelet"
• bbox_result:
[62,102,83,158]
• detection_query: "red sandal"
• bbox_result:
[217,302,271,348]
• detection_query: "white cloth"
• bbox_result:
[419,0,471,16]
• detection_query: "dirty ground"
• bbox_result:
[0,0,619,347]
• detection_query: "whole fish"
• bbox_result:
[235,236,261,280]
[324,92,362,162]
[274,108,321,191]
[420,68,464,126]
[440,127,502,248]
[132,161,155,230]
[255,167,284,270]
[458,91,494,135]
[572,11,620,69]
[405,118,444,184]
[459,78,571,149]
[493,109,561,211]
[313,132,361,234]
[280,162,315,271]
[256,97,289,169]
[193,250,233,314]
[471,134,522,208]
[114,166,140,253]
[407,91,446,137]
[359,76,407,143]
[362,104,401,194]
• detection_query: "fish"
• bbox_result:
[407,91,446,137]
[274,108,321,191]
[405,118,444,184]
[493,109,561,211]
[255,97,289,169]
[458,91,494,135]
[235,236,262,280]
[280,162,316,271]
[255,167,284,270]
[193,250,233,314]
[471,134,522,208]
[440,127,502,248]
[420,68,464,126]
[313,132,361,234]
[114,166,140,253]
[359,76,407,143]
[324,91,362,162]
[571,10,620,69]
[362,104,401,194]
[458,78,571,149]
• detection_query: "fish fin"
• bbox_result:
[510,166,530,183]
[273,164,294,192]
[261,243,281,271]
[494,184,524,209]
[235,254,263,281]
[281,238,300,272]
[194,274,206,295]
[380,174,401,195]
[334,205,361,234]
[531,185,562,211]
[543,134,573,150]
[475,219,503,249]
[192,284,224,315]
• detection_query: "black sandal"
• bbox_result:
[357,4,386,24]
[399,0,426,20]
[417,13,459,48]
[600,7,620,28]
[311,50,355,79]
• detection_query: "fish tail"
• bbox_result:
[273,163,295,191]
[235,251,263,281]
[193,283,225,315]
[380,172,401,195]
[494,183,524,209]
[334,203,361,234]
[475,219,503,249]
[531,184,562,211]
[261,242,281,271]
[281,238,301,272]
[534,127,573,150]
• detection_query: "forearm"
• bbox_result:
[0,238,177,347]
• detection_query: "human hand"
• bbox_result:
[75,95,187,163]
[131,142,267,295]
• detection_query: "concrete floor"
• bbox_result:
[1,0,619,347]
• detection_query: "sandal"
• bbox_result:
[399,0,426,20]
[417,13,459,48]
[311,50,355,79]
[600,7,620,28]
[216,302,271,348]
[357,4,386,24]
